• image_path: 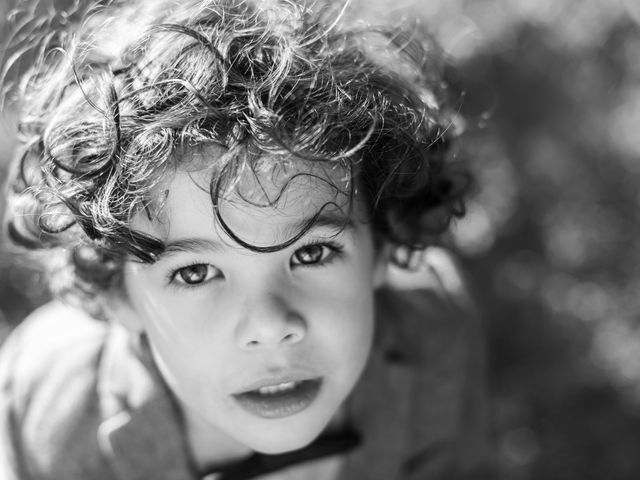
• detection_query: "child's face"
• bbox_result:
[116,151,384,455]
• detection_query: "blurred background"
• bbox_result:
[2,0,640,478]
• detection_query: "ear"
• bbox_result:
[99,294,145,336]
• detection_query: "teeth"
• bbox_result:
[257,381,297,395]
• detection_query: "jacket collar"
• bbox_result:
[96,324,197,480]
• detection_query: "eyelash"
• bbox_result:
[166,240,345,289]
[167,262,221,289]
[290,240,344,268]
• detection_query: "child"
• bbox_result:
[0,0,491,478]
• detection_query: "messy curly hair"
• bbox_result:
[4,0,469,313]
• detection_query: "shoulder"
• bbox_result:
[0,302,112,479]
[375,247,478,363]
[352,248,491,478]
[3,300,108,346]
[369,249,492,477]
[0,301,109,397]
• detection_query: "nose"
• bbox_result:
[235,290,307,349]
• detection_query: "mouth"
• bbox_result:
[232,378,322,419]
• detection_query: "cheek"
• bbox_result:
[123,268,226,379]
[306,269,376,364]
[142,311,232,406]
[125,264,208,338]
[333,255,378,360]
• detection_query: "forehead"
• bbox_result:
[133,146,361,246]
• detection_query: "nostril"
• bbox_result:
[238,310,306,349]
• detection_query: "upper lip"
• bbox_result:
[234,374,320,395]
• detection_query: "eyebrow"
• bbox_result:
[162,238,225,257]
[159,210,354,259]
[283,209,354,239]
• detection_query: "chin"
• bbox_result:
[245,421,324,454]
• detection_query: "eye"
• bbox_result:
[291,242,342,267]
[172,263,219,286]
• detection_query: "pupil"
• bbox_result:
[181,265,207,283]
[297,245,323,264]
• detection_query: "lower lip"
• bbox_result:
[233,379,322,419]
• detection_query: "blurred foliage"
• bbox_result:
[422,1,640,478]
[2,0,640,478]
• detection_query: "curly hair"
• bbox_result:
[3,0,469,313]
